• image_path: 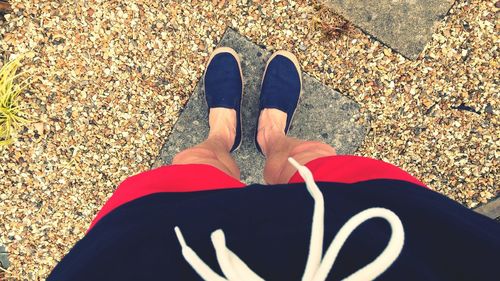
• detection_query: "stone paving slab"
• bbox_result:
[0,244,9,270]
[153,29,369,184]
[474,197,500,220]
[325,0,455,59]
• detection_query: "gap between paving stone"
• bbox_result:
[153,28,369,184]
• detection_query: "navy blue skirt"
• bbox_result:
[48,178,499,280]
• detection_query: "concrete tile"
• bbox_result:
[326,0,455,59]
[0,244,9,270]
[474,197,500,220]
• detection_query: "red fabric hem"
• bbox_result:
[288,155,427,188]
[87,164,245,232]
[88,156,426,232]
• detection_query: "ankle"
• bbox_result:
[208,129,235,151]
[208,108,236,150]
[257,109,288,154]
[257,125,286,156]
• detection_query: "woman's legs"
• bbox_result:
[257,108,336,184]
[173,107,335,184]
[172,108,240,179]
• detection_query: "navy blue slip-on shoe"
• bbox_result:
[255,51,302,155]
[204,47,243,152]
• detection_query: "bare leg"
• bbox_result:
[172,108,240,180]
[257,109,336,184]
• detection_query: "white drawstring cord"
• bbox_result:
[174,227,264,281]
[211,230,265,281]
[287,157,325,281]
[311,208,404,281]
[174,227,227,281]
[174,157,405,281]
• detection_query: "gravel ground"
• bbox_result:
[0,0,498,279]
